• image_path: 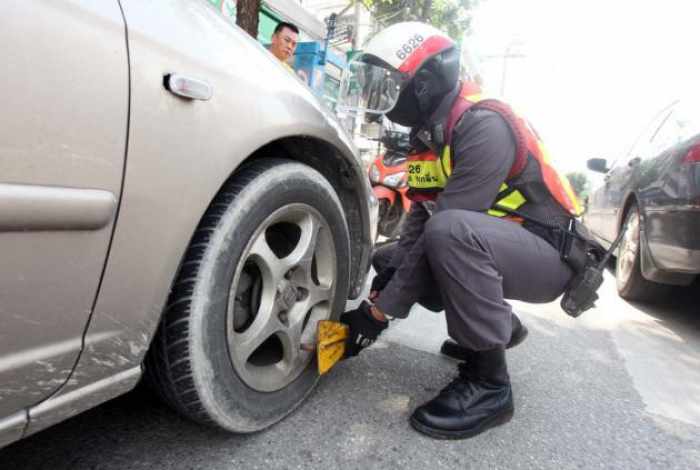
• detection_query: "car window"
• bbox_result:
[673,99,700,142]
[614,103,676,168]
[648,99,700,156]
[648,109,679,158]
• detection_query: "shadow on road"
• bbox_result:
[0,384,251,470]
[603,264,700,341]
[625,278,700,344]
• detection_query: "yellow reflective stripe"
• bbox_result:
[500,189,526,209]
[488,184,510,216]
[465,93,482,102]
[488,186,526,217]
[441,146,452,178]
[406,160,448,189]
[563,178,583,215]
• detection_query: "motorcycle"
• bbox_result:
[368,130,412,240]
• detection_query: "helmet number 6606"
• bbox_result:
[395,34,424,61]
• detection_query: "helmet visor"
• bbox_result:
[338,60,407,115]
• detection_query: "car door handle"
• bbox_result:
[164,74,213,101]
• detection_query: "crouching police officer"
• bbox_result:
[337,22,582,439]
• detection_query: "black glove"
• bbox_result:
[370,267,396,295]
[340,301,388,359]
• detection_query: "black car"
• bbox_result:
[583,98,700,301]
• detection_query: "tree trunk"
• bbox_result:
[421,0,433,21]
[236,0,261,38]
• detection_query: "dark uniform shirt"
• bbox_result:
[375,87,573,319]
[376,105,516,318]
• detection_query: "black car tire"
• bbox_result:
[615,204,668,301]
[146,158,350,432]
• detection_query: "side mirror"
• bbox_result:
[587,158,609,173]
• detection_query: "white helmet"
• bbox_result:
[339,22,460,126]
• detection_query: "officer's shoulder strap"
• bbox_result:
[445,96,529,180]
[444,94,475,150]
[471,99,528,178]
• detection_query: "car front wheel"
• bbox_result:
[146,158,350,432]
[615,204,667,301]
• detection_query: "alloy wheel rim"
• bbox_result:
[226,204,336,392]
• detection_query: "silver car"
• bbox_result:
[0,0,376,448]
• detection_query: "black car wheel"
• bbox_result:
[146,158,350,432]
[615,204,668,301]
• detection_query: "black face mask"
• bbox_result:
[386,55,455,129]
[386,82,423,128]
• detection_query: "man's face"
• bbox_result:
[270,27,298,62]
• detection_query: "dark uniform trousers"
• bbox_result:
[373,209,574,350]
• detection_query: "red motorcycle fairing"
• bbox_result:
[373,185,397,204]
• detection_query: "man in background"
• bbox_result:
[269,22,299,72]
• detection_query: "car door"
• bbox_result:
[0,0,127,419]
[589,154,635,243]
[593,107,675,243]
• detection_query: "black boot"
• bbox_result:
[410,347,514,439]
[440,313,528,361]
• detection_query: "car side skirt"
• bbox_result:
[0,411,27,449]
[22,366,141,443]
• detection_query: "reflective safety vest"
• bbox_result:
[406,83,582,217]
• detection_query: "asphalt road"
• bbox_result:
[2,272,699,469]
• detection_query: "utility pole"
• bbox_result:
[353,0,361,50]
[483,40,525,97]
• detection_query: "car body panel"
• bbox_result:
[585,99,700,285]
[642,134,700,273]
[8,0,376,443]
[0,0,127,417]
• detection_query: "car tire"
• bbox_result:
[615,204,668,301]
[146,158,350,432]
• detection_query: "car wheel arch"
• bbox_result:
[621,197,695,286]
[618,193,645,241]
[615,181,695,287]
[230,136,371,299]
[616,196,660,284]
[139,136,370,361]
[160,135,372,312]
[617,194,648,261]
